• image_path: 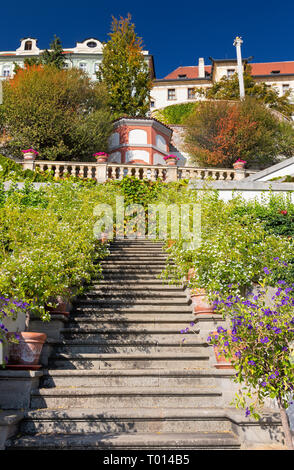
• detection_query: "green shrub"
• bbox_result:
[153,102,198,125]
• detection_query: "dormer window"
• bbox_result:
[24,40,32,51]
[87,41,97,48]
[178,74,187,78]
[271,70,280,74]
[227,69,235,77]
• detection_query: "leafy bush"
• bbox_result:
[153,102,198,125]
[184,98,294,168]
[2,65,112,161]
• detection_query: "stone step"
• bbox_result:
[73,305,192,313]
[95,278,180,284]
[79,292,188,300]
[30,386,223,409]
[74,298,191,307]
[42,368,231,388]
[19,408,238,435]
[48,352,210,369]
[69,313,193,322]
[66,318,194,326]
[84,286,185,294]
[102,259,168,265]
[6,431,241,450]
[103,255,168,263]
[50,338,206,354]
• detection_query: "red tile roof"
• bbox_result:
[249,61,294,75]
[164,66,211,79]
[164,61,294,80]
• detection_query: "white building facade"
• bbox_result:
[151,57,294,111]
[0,37,155,82]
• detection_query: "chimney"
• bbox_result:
[198,57,205,78]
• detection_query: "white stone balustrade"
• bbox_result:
[18,159,255,182]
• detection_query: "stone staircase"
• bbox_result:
[6,240,283,450]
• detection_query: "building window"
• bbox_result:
[178,74,187,78]
[94,63,100,73]
[79,63,87,72]
[24,40,32,51]
[282,84,290,95]
[167,89,176,100]
[271,70,280,74]
[187,88,196,99]
[87,41,97,48]
[150,100,155,108]
[2,66,10,77]
[227,69,235,78]
[63,62,69,69]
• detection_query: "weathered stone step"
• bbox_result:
[6,431,241,450]
[42,368,230,388]
[74,298,190,307]
[19,408,237,435]
[105,255,167,260]
[30,387,223,409]
[102,259,168,264]
[85,286,185,294]
[48,352,210,369]
[80,291,187,300]
[74,305,192,313]
[69,313,193,322]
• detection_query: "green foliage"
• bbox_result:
[0,181,121,321]
[0,154,54,182]
[152,102,198,125]
[161,190,294,297]
[41,35,66,69]
[198,65,294,118]
[97,14,152,118]
[2,65,112,161]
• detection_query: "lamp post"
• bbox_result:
[233,36,245,100]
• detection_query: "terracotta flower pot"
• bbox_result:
[211,331,235,369]
[46,298,71,316]
[190,289,214,314]
[187,268,196,281]
[6,332,47,369]
[165,158,177,166]
[233,161,246,170]
[23,152,36,160]
[96,156,108,163]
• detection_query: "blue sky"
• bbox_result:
[1,0,294,78]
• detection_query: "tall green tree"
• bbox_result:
[21,35,65,69]
[97,14,152,117]
[41,35,66,69]
[196,65,294,118]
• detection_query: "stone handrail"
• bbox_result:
[19,159,255,182]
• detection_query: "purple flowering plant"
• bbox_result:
[208,264,294,449]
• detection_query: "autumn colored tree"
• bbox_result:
[97,14,152,117]
[2,64,112,161]
[184,98,294,168]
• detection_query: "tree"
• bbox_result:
[18,35,66,69]
[40,35,66,69]
[97,14,152,117]
[196,65,294,118]
[2,65,112,161]
[184,98,294,168]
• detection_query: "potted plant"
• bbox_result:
[4,298,46,370]
[232,158,246,170]
[164,154,180,166]
[93,152,109,163]
[190,287,215,314]
[21,149,39,160]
